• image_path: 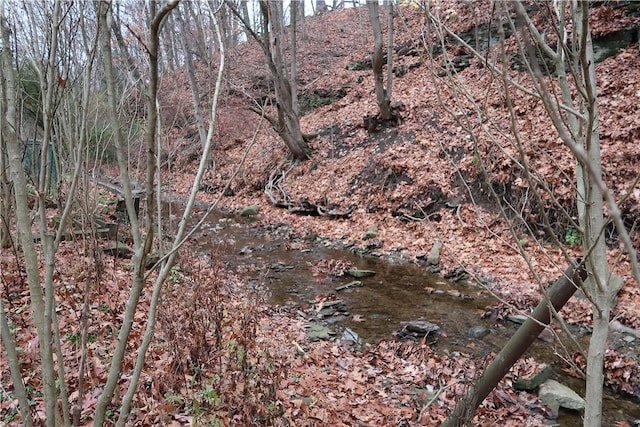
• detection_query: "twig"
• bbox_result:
[419,380,460,421]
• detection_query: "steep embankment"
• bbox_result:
[164,3,640,333]
[155,3,640,408]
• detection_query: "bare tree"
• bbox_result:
[175,4,208,148]
[367,0,394,123]
[108,4,143,86]
[0,5,35,426]
[294,0,307,41]
[93,2,180,425]
[227,0,311,160]
[2,2,71,424]
[0,13,12,248]
[424,2,640,426]
[290,0,300,116]
[0,0,236,425]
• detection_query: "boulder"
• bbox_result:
[508,314,528,324]
[514,363,552,390]
[427,241,444,266]
[467,325,490,339]
[538,379,585,417]
[240,205,260,217]
[406,321,441,336]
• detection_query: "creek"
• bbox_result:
[162,201,640,426]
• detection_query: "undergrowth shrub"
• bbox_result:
[158,247,283,425]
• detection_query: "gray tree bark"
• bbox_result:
[94,1,151,423]
[0,12,35,426]
[226,0,310,160]
[1,5,57,424]
[176,5,208,149]
[290,0,300,116]
[367,0,392,121]
[0,74,11,249]
[572,4,610,425]
[512,3,612,424]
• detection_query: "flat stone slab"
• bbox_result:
[347,269,376,278]
[508,314,528,324]
[539,379,585,417]
[335,281,363,291]
[514,364,552,391]
[305,323,335,342]
[406,321,441,336]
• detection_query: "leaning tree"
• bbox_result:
[424,1,640,426]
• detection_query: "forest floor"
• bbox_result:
[159,2,640,425]
[3,1,640,426]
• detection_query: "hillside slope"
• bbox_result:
[163,2,640,332]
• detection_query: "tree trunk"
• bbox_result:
[424,2,636,425]
[0,299,34,426]
[0,102,11,248]
[110,9,143,84]
[367,0,391,121]
[1,8,57,425]
[509,3,612,425]
[573,4,610,426]
[240,0,252,40]
[265,1,309,159]
[290,0,300,116]
[176,6,208,149]
[443,261,586,426]
[385,0,393,100]
[316,0,327,14]
[297,0,307,40]
[118,3,224,424]
[94,2,154,423]
[228,0,310,159]
[0,14,35,427]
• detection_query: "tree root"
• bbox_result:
[264,161,354,219]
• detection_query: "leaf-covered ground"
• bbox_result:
[3,1,640,426]
[168,1,640,332]
[161,1,640,423]
[168,2,640,335]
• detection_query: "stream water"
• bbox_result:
[163,202,640,426]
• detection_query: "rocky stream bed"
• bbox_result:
[155,200,640,426]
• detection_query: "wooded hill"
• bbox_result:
[2,1,640,425]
